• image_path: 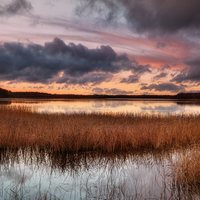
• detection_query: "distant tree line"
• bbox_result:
[1,87,200,99]
[176,93,200,99]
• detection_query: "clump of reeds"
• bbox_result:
[1,106,200,153]
[174,147,200,195]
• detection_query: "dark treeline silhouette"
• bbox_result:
[0,87,200,99]
[0,88,12,98]
[176,93,200,99]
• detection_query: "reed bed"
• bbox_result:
[0,106,200,153]
[174,147,200,195]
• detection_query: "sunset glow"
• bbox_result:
[1,0,200,95]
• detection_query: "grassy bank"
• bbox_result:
[0,106,200,153]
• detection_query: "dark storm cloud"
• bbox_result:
[77,0,200,34]
[132,64,151,74]
[141,83,186,93]
[171,58,200,83]
[0,0,32,16]
[153,72,168,80]
[120,75,139,84]
[0,37,137,85]
[92,87,133,95]
[56,73,113,86]
[152,64,171,80]
[120,64,151,83]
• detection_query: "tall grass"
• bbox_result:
[173,147,200,196]
[1,106,200,153]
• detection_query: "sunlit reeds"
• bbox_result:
[173,147,200,197]
[0,106,200,153]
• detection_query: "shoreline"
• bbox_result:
[2,87,200,100]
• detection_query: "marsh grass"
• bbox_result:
[1,106,200,153]
[173,147,200,197]
[2,106,200,199]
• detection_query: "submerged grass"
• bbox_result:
[0,148,199,200]
[0,106,200,153]
[174,147,200,195]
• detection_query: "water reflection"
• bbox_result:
[140,104,184,113]
[1,98,200,114]
[0,149,196,199]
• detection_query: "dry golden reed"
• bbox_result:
[0,106,200,153]
[175,148,200,194]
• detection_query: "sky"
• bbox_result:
[0,0,200,95]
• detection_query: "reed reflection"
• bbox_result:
[0,148,198,199]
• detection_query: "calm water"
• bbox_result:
[1,98,200,114]
[0,149,190,200]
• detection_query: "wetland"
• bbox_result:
[1,99,200,199]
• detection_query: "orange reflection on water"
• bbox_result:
[2,98,200,115]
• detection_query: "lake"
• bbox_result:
[0,98,200,199]
[0,98,200,114]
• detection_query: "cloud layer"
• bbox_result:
[0,37,143,85]
[141,83,186,93]
[77,0,200,35]
[171,58,200,83]
[92,87,133,95]
[0,0,32,16]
